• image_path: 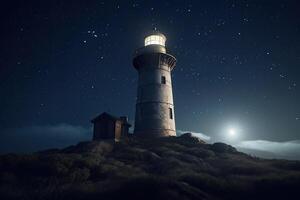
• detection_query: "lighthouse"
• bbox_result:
[133,32,177,137]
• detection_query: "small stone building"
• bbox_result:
[91,112,131,142]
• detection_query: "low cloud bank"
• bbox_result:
[236,140,300,160]
[177,130,211,141]
[0,124,92,154]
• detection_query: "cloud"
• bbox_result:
[177,130,211,141]
[235,140,300,160]
[0,124,92,154]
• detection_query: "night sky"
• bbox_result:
[1,0,300,156]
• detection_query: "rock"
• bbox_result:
[211,142,237,153]
[62,141,114,154]
[178,133,206,144]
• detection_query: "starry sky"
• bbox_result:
[1,0,300,154]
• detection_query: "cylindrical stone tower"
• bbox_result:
[133,32,176,137]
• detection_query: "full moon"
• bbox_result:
[228,128,236,137]
[222,123,243,142]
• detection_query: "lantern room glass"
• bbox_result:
[144,35,166,46]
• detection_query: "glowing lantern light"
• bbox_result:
[144,34,166,46]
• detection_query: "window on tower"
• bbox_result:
[169,108,173,119]
[161,76,166,84]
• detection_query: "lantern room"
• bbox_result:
[144,34,166,46]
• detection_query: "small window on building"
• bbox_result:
[169,108,173,119]
[161,76,166,84]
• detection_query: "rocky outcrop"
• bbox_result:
[1,135,300,200]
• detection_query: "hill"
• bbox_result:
[1,133,300,200]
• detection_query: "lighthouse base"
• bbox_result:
[134,129,176,137]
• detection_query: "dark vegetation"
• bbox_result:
[1,133,300,200]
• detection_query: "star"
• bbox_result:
[279,74,285,78]
[243,18,249,22]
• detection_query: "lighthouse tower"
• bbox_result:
[133,32,176,137]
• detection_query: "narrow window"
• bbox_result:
[161,76,166,84]
[169,108,173,119]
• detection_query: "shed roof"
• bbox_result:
[91,112,119,123]
[91,112,131,126]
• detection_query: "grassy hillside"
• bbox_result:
[1,133,300,200]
